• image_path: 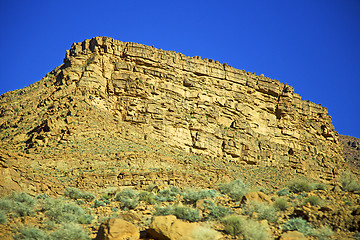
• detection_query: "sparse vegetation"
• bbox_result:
[154,186,181,202]
[115,188,139,210]
[303,196,323,206]
[0,210,7,224]
[341,171,360,192]
[313,226,334,240]
[191,225,220,240]
[49,223,90,240]
[242,200,277,223]
[222,215,271,239]
[155,205,201,222]
[182,188,216,204]
[282,217,312,236]
[218,179,248,201]
[64,188,95,202]
[274,197,289,211]
[288,180,314,193]
[14,227,47,240]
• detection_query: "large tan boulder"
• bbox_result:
[147,215,220,240]
[279,231,307,240]
[95,218,140,240]
[241,191,272,205]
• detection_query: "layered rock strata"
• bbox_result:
[0,36,345,192]
[60,37,343,180]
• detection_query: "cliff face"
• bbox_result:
[0,37,345,195]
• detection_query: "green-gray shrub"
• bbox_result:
[173,205,201,222]
[115,188,139,210]
[43,198,88,224]
[11,192,37,207]
[139,191,157,205]
[303,196,323,206]
[49,223,90,240]
[0,198,12,213]
[191,225,220,240]
[64,188,95,202]
[204,201,233,220]
[93,200,106,208]
[288,180,314,193]
[282,217,312,236]
[183,189,216,204]
[222,215,271,239]
[218,179,248,201]
[277,188,290,196]
[0,210,7,224]
[14,227,47,240]
[154,186,181,202]
[242,201,277,223]
[274,197,289,211]
[341,171,360,192]
[155,205,201,222]
[313,226,334,240]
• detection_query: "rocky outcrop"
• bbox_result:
[58,36,343,181]
[95,218,139,240]
[0,36,345,194]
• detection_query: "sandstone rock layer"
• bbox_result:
[0,37,345,195]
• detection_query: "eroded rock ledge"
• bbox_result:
[48,36,343,181]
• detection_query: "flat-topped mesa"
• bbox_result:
[55,36,343,181]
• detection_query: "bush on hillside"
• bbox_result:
[115,188,139,210]
[222,215,271,239]
[218,179,248,201]
[341,171,360,192]
[242,201,277,223]
[282,217,312,236]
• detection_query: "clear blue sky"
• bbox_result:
[1,0,359,138]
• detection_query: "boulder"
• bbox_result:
[147,215,220,240]
[95,218,139,240]
[241,191,272,205]
[279,231,307,240]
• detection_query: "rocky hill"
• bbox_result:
[0,36,359,240]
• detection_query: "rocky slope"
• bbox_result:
[0,36,359,240]
[0,37,346,197]
[340,135,360,170]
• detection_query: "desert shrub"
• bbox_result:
[64,188,95,202]
[154,186,181,202]
[191,225,220,240]
[303,196,323,206]
[11,192,37,207]
[155,205,201,222]
[341,171,360,192]
[222,215,271,239]
[49,223,90,240]
[115,188,139,210]
[0,198,12,212]
[218,179,248,201]
[277,188,290,196]
[43,198,90,224]
[93,200,106,208]
[111,207,119,212]
[204,201,233,220]
[313,226,334,240]
[14,227,47,240]
[313,183,326,190]
[139,191,157,205]
[154,206,174,216]
[274,197,288,211]
[0,210,7,224]
[77,214,94,224]
[242,201,277,223]
[183,188,217,204]
[36,194,50,199]
[282,217,312,236]
[288,180,314,193]
[12,202,35,217]
[354,232,360,240]
[173,205,201,222]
